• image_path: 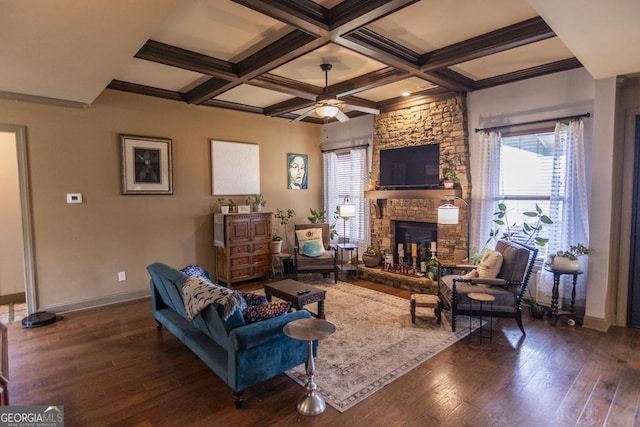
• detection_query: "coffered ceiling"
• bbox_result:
[2,0,640,123]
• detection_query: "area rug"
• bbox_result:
[278,279,479,412]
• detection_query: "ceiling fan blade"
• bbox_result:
[336,110,350,123]
[291,107,316,122]
[343,104,380,115]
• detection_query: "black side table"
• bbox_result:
[544,266,583,326]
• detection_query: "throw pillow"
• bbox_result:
[295,228,325,257]
[240,291,268,306]
[242,301,291,324]
[181,264,207,277]
[476,249,504,279]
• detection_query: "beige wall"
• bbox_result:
[0,132,25,296]
[0,90,321,312]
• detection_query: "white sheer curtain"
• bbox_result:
[470,130,502,255]
[539,120,589,292]
[323,151,338,234]
[323,148,370,253]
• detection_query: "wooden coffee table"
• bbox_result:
[264,279,326,319]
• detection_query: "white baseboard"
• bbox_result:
[38,289,151,314]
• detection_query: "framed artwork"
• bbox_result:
[211,140,260,195]
[120,135,173,195]
[287,153,308,190]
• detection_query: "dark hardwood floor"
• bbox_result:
[7,277,640,426]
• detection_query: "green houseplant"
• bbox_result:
[308,208,338,240]
[546,243,590,272]
[362,247,382,268]
[217,198,231,214]
[442,168,459,189]
[272,208,295,253]
[247,193,266,212]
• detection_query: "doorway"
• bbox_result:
[629,116,640,327]
[0,124,36,316]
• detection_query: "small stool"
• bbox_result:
[410,294,441,324]
[468,292,495,344]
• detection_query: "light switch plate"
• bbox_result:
[66,193,82,204]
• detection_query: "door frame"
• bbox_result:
[0,124,36,314]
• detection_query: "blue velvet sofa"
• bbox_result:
[146,262,312,408]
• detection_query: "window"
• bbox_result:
[323,149,369,254]
[498,130,557,260]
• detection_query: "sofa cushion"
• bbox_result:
[242,301,291,324]
[477,249,503,279]
[296,228,324,257]
[240,291,268,306]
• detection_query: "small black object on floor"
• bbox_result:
[22,311,57,328]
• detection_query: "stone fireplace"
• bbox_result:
[367,94,471,262]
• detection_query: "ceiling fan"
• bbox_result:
[292,63,380,123]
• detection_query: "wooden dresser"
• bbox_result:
[213,212,272,285]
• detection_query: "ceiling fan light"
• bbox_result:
[316,105,339,118]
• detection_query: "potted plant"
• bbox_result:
[271,233,283,254]
[442,169,459,189]
[274,208,295,251]
[248,193,266,212]
[217,198,231,214]
[545,243,590,272]
[362,247,382,267]
[227,199,238,213]
[307,208,326,223]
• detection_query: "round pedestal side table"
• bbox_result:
[283,318,336,416]
[468,292,495,344]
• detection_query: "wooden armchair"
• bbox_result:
[293,224,339,283]
[437,240,538,335]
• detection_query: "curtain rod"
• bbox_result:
[321,143,369,153]
[475,112,591,133]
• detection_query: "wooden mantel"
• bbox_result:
[364,188,463,218]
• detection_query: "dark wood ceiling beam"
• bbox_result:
[419,17,556,72]
[264,97,315,116]
[329,67,409,98]
[377,87,454,112]
[232,0,330,33]
[185,78,237,104]
[423,68,475,92]
[329,0,419,32]
[135,40,236,80]
[342,28,420,67]
[236,30,320,76]
[201,99,265,114]
[473,57,583,90]
[249,74,321,100]
[107,80,185,102]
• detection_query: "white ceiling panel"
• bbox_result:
[451,38,573,80]
[116,58,206,92]
[214,84,294,108]
[270,44,388,87]
[357,77,436,102]
[151,0,291,61]
[368,0,538,53]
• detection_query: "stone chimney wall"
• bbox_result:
[370,94,470,261]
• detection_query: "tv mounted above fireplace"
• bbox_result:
[378,144,440,189]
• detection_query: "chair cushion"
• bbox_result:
[477,249,503,278]
[296,251,335,267]
[439,275,517,312]
[295,228,325,257]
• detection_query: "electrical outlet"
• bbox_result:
[118,271,126,281]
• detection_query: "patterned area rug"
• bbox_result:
[280,279,478,412]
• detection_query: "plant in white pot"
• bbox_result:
[271,233,283,254]
[273,208,295,252]
[545,243,590,273]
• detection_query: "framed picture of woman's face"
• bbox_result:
[287,153,308,190]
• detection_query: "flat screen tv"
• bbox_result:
[379,144,440,189]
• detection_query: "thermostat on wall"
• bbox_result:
[66,193,83,204]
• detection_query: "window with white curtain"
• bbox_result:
[498,130,557,262]
[323,148,369,255]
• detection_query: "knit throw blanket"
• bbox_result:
[182,276,246,321]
